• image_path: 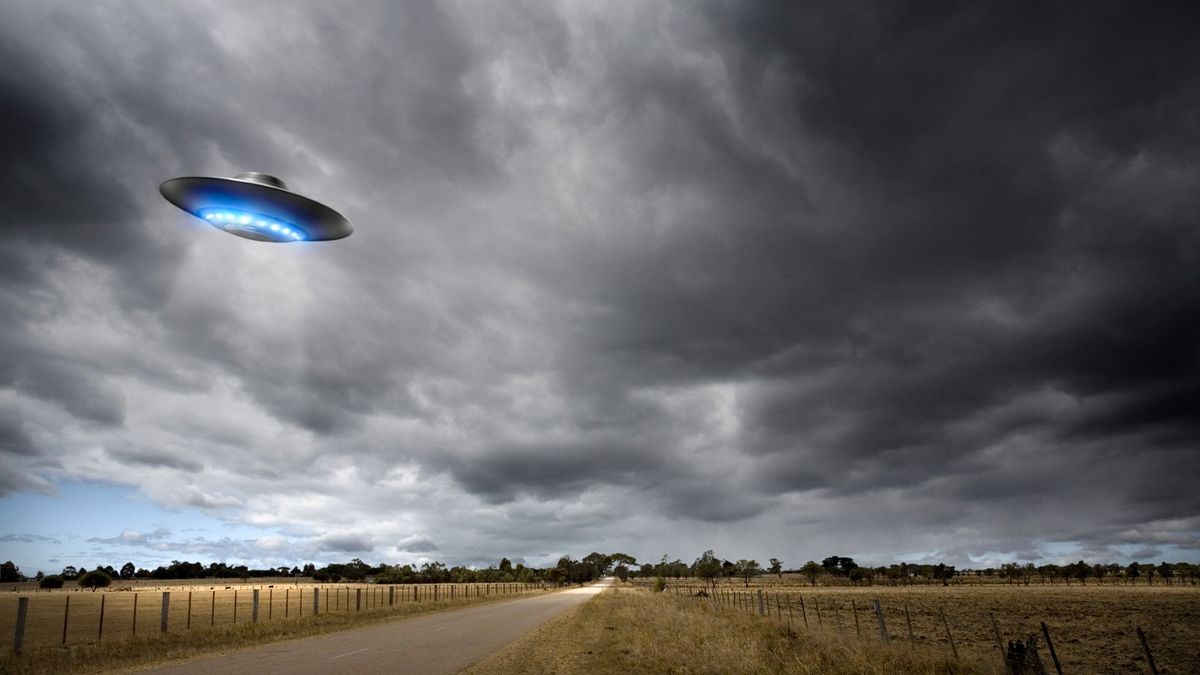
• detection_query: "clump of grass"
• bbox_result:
[0,591,541,675]
[469,587,996,674]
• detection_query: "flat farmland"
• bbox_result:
[636,579,1199,674]
[0,581,540,651]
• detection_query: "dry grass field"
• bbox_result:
[627,577,1199,674]
[0,580,539,653]
[468,586,993,675]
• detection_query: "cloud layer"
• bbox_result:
[1,0,1197,571]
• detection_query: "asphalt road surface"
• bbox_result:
[145,579,612,674]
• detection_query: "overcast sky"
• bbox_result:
[2,1,1198,576]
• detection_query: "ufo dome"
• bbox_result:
[160,172,353,242]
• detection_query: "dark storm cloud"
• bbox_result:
[1,0,1197,570]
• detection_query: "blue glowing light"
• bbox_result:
[194,207,308,242]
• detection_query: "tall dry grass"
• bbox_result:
[468,587,996,674]
[0,588,544,675]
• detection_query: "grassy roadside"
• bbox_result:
[466,586,997,674]
[0,589,548,675]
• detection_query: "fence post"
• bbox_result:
[13,597,28,653]
[187,592,192,630]
[1040,622,1062,675]
[62,595,71,644]
[990,612,1004,658]
[1136,626,1159,675]
[756,589,764,616]
[389,586,394,607]
[252,590,260,623]
[851,600,861,638]
[133,593,139,636]
[834,601,843,633]
[161,592,171,633]
[904,605,915,649]
[210,590,215,626]
[356,589,362,611]
[313,588,320,616]
[873,600,889,641]
[98,594,106,641]
[815,598,823,628]
[799,596,808,628]
[940,608,958,660]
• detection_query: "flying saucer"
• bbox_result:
[160,172,353,243]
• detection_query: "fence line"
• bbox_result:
[637,581,1186,673]
[2,582,544,652]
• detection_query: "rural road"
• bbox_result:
[144,579,612,675]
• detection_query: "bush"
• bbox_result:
[39,575,65,589]
[654,577,666,593]
[78,570,112,590]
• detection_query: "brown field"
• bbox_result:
[627,577,1199,674]
[469,586,993,675]
[0,580,540,652]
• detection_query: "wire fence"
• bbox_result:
[1,582,542,652]
[632,581,1196,674]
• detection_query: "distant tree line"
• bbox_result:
[622,553,1200,587]
[6,554,1196,590]
[3,551,632,589]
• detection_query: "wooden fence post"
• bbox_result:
[389,586,394,607]
[187,592,192,630]
[851,600,861,639]
[161,592,171,633]
[285,588,290,618]
[356,588,362,611]
[133,593,139,636]
[990,612,1004,659]
[904,605,915,649]
[1136,626,1159,675]
[873,600,889,642]
[210,590,215,626]
[941,608,958,660]
[252,590,260,623]
[799,596,808,628]
[313,588,320,616]
[98,594,105,642]
[62,595,71,644]
[757,589,765,616]
[815,598,823,628]
[1041,622,1063,675]
[13,597,28,653]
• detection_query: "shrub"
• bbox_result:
[39,575,65,589]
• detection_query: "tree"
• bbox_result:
[1157,562,1174,586]
[78,571,112,591]
[801,561,822,587]
[1070,560,1091,585]
[769,558,783,578]
[39,575,64,589]
[0,561,21,582]
[614,564,629,581]
[498,558,512,573]
[610,553,637,567]
[61,565,78,580]
[849,567,872,585]
[735,559,761,587]
[694,550,722,590]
